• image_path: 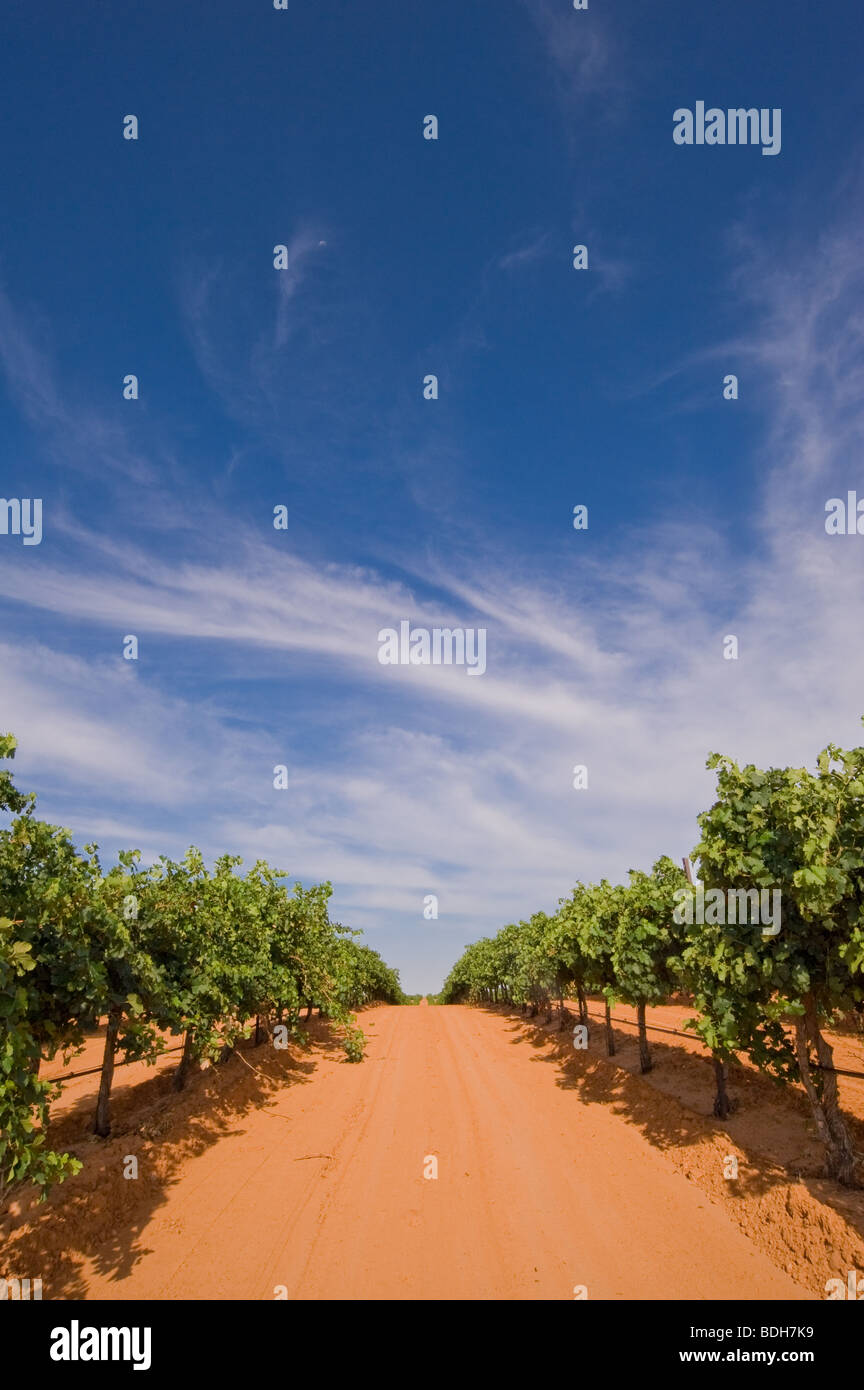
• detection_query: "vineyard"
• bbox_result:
[0,732,404,1205]
[441,729,864,1189]
[4,724,864,1305]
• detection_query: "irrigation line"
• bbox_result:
[42,1024,268,1085]
[43,1044,186,1085]
[581,1007,864,1081]
[41,1017,307,1086]
[42,1012,864,1085]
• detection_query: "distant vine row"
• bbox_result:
[441,727,864,1188]
[0,732,404,1203]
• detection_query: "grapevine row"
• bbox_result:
[0,733,404,1203]
[440,729,864,1188]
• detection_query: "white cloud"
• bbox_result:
[0,287,157,485]
[520,0,622,112]
[4,206,864,989]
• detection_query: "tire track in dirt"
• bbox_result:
[72,1005,811,1300]
[423,1006,810,1299]
[153,1006,405,1299]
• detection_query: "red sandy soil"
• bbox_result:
[575,998,864,1115]
[6,1004,860,1300]
[563,998,864,1175]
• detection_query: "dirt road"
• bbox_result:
[70,1004,809,1300]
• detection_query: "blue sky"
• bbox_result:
[2,0,864,991]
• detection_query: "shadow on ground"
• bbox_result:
[0,1016,352,1298]
[482,1001,864,1276]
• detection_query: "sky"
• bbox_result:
[1,0,864,992]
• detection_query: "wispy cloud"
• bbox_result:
[519,0,626,122]
[497,233,552,272]
[273,228,329,348]
[178,228,380,476]
[0,286,157,484]
[4,199,864,988]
